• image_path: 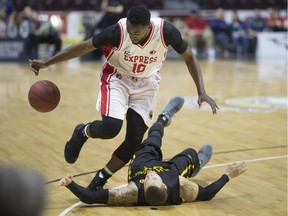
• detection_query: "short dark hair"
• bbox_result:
[144,185,168,206]
[127,6,151,26]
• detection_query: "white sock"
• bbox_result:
[103,166,114,176]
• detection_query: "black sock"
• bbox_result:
[98,168,112,181]
[157,114,168,126]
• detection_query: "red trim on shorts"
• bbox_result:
[100,64,116,116]
[160,19,168,49]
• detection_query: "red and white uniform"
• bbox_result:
[97,18,168,127]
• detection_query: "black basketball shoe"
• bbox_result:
[64,124,88,164]
[87,170,108,191]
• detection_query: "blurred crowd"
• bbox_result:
[0,0,62,59]
[180,7,287,59]
[0,0,287,60]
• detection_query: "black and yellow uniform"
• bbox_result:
[66,122,231,205]
[128,122,200,205]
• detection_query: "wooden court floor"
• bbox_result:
[0,57,287,216]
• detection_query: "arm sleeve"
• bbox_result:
[196,174,230,201]
[92,24,121,48]
[163,21,188,54]
[66,181,109,204]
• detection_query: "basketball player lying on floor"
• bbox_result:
[59,98,247,206]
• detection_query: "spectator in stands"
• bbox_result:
[0,0,13,38]
[20,6,62,59]
[6,10,20,38]
[0,11,6,38]
[245,9,268,54]
[183,10,215,59]
[0,0,15,21]
[282,13,288,32]
[267,7,286,32]
[19,6,39,58]
[209,8,231,58]
[97,0,127,29]
[92,0,127,60]
[229,10,249,56]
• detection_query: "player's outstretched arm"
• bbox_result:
[196,161,247,201]
[162,21,218,114]
[59,174,109,204]
[180,161,247,202]
[181,47,219,114]
[59,175,138,205]
[29,38,96,76]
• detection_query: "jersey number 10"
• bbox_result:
[132,63,146,73]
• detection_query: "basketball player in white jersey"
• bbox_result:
[29,6,219,191]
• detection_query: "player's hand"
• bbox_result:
[225,162,247,179]
[58,174,73,186]
[197,93,219,114]
[29,59,48,76]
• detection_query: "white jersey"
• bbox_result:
[105,17,168,78]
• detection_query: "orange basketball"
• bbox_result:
[28,80,60,112]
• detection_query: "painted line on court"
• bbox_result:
[59,201,82,216]
[59,154,287,216]
[203,154,288,169]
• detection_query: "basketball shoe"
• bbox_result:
[157,96,185,127]
[192,144,213,177]
[87,170,108,191]
[64,124,88,164]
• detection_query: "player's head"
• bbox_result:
[143,171,168,205]
[126,6,151,45]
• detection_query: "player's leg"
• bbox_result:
[88,75,162,190]
[169,148,200,178]
[157,96,185,127]
[169,144,213,178]
[64,72,128,164]
[87,85,185,190]
[128,96,186,179]
[126,121,164,184]
[87,108,148,190]
[64,116,123,164]
[139,95,186,150]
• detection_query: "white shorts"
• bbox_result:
[96,72,161,127]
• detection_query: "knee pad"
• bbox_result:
[89,116,122,139]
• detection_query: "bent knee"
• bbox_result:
[89,117,122,139]
[184,148,198,161]
[101,124,121,139]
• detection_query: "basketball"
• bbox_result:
[28,80,61,112]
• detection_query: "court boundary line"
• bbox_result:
[59,154,287,216]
